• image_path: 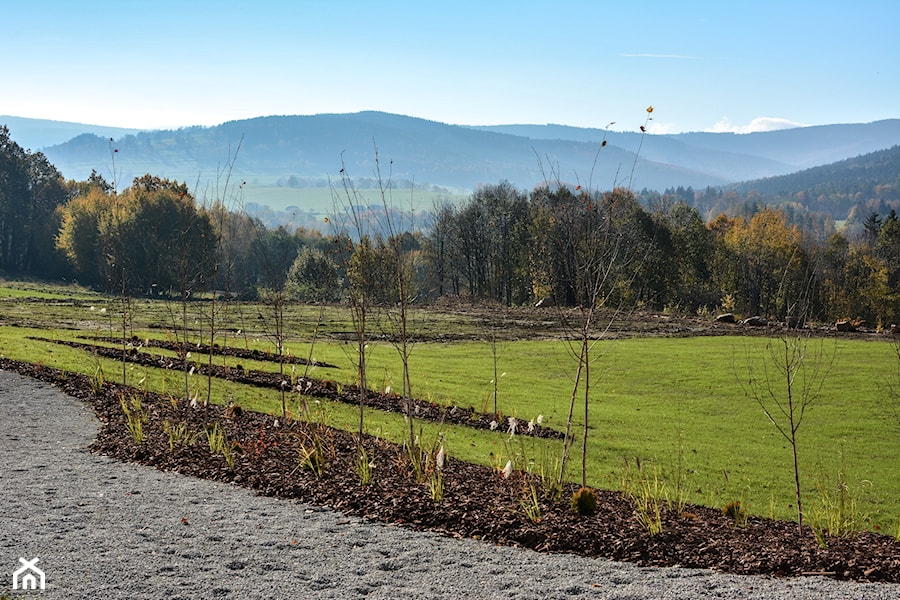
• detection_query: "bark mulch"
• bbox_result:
[2,357,897,584]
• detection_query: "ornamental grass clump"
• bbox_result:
[297,425,332,477]
[570,486,599,516]
[520,481,541,523]
[353,441,374,485]
[90,363,105,395]
[621,460,664,536]
[807,468,869,548]
[119,393,148,444]
[205,421,235,467]
[723,500,748,527]
[163,420,197,451]
[299,438,326,476]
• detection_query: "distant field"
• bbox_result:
[0,280,897,533]
[236,184,467,216]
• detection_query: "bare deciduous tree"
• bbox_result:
[742,270,835,530]
[332,156,374,439]
[371,150,419,449]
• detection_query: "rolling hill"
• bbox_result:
[37,112,727,193]
[3,113,899,215]
[725,144,900,219]
[476,120,900,181]
[0,115,143,151]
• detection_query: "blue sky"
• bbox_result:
[2,0,897,133]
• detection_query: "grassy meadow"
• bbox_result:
[238,183,467,214]
[0,278,897,534]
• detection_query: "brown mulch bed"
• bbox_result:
[2,357,898,584]
[32,336,562,440]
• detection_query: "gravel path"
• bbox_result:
[1,369,897,599]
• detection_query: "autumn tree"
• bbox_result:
[57,175,216,294]
[656,201,718,310]
[875,211,900,323]
[717,209,808,318]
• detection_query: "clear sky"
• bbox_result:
[2,0,897,134]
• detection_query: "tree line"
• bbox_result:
[1,125,898,327]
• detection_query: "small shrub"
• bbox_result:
[723,500,748,527]
[570,487,599,516]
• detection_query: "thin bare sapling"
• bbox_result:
[370,148,420,450]
[331,156,374,438]
[741,267,836,531]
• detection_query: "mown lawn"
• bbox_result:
[0,285,896,533]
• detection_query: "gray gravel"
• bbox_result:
[1,369,898,599]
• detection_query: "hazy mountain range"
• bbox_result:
[3,112,899,201]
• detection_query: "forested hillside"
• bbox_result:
[2,125,899,327]
[475,119,900,177]
[39,112,723,193]
[728,145,900,220]
[28,114,900,199]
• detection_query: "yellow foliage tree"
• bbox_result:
[718,209,807,318]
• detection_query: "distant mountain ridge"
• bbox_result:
[730,144,900,196]
[36,112,728,192]
[475,120,900,176]
[0,115,143,150]
[3,113,899,201]
[721,144,900,220]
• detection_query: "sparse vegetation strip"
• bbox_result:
[80,334,340,368]
[30,336,563,439]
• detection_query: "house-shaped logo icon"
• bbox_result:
[12,557,45,590]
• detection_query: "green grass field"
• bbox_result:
[238,184,466,215]
[0,279,897,534]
